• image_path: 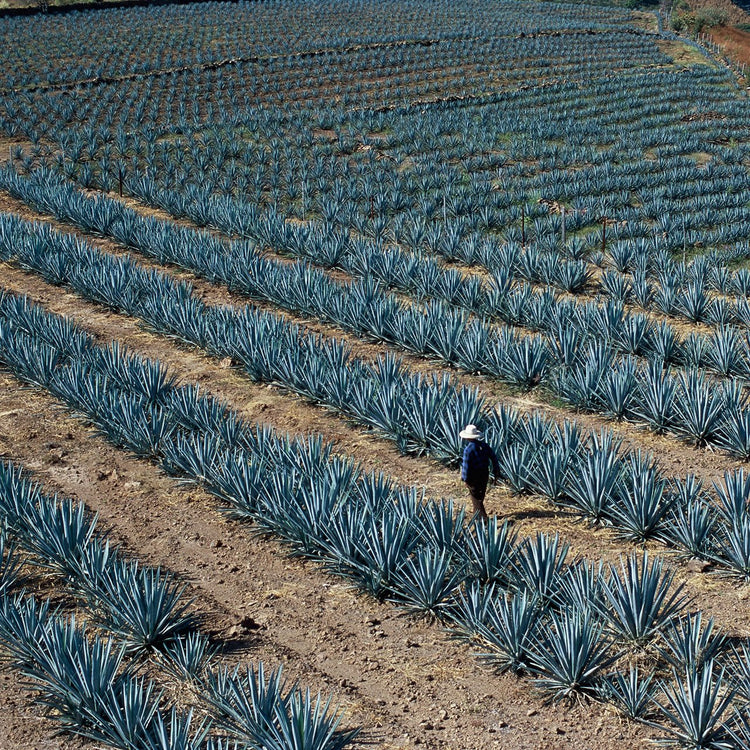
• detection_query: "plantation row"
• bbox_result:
[5,288,750,748]
[22,150,750,346]
[7,170,750,467]
[0,460,356,750]
[7,207,750,579]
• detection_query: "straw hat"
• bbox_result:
[459,424,483,440]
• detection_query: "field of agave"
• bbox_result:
[6,0,750,748]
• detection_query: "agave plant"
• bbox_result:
[599,665,656,719]
[511,533,569,601]
[83,561,198,655]
[647,662,736,750]
[528,609,618,703]
[609,452,672,543]
[205,663,357,750]
[477,590,545,675]
[599,552,687,648]
[389,546,464,617]
[462,501,520,569]
[656,613,728,673]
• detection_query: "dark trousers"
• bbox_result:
[466,473,489,520]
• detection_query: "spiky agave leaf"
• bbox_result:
[647,662,735,750]
[529,609,619,703]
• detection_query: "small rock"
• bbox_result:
[526,709,538,717]
[498,720,508,728]
[420,721,433,730]
[555,727,565,735]
[219,357,233,368]
[439,709,449,721]
[210,539,224,548]
[240,615,260,631]
[686,558,711,573]
[365,616,381,626]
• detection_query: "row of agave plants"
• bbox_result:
[3,289,750,747]
[5,203,750,580]
[7,170,750,466]
[0,459,357,750]
[24,145,750,341]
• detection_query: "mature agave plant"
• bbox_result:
[454,516,518,585]
[83,561,198,656]
[477,590,545,675]
[673,370,726,448]
[389,546,464,617]
[598,552,687,648]
[656,613,728,673]
[22,616,130,736]
[647,662,736,750]
[634,361,676,434]
[664,477,716,561]
[528,609,618,703]
[565,430,622,524]
[205,663,357,750]
[511,533,569,601]
[610,451,672,543]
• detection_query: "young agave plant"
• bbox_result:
[599,664,656,719]
[656,613,728,673]
[528,609,618,703]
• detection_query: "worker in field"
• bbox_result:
[459,424,501,521]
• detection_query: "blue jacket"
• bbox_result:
[461,440,501,484]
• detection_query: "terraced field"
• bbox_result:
[4,1,750,749]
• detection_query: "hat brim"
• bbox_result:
[460,429,482,439]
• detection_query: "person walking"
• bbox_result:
[459,424,500,521]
